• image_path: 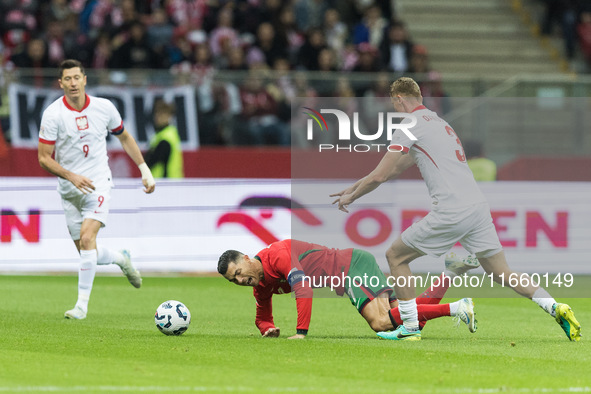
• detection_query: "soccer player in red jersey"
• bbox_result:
[218,239,478,339]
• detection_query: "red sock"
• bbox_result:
[416,274,450,305]
[389,303,451,330]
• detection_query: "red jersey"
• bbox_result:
[253,239,353,335]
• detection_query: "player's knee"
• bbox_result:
[78,233,95,250]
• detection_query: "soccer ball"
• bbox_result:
[154,300,191,336]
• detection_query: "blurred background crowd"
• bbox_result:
[1,0,591,150]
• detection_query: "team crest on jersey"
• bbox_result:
[75,116,89,131]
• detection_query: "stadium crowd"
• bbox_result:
[0,0,445,147]
[0,0,429,73]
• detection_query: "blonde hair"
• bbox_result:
[389,77,422,98]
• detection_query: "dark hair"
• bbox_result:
[59,59,85,78]
[217,250,243,275]
[153,99,176,115]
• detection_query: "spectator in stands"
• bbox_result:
[255,22,288,68]
[352,5,387,48]
[147,7,175,67]
[324,8,347,53]
[89,0,126,38]
[209,7,240,58]
[225,46,248,71]
[167,30,194,67]
[166,0,208,32]
[297,28,327,70]
[295,0,328,32]
[317,48,339,72]
[409,44,430,73]
[421,71,451,116]
[276,5,305,63]
[44,20,67,67]
[352,43,381,72]
[362,72,393,146]
[145,100,184,179]
[541,0,580,59]
[464,140,497,182]
[380,21,414,73]
[110,20,161,69]
[91,32,113,69]
[237,72,289,146]
[9,37,50,69]
[1,0,38,52]
[44,0,73,22]
[578,12,591,65]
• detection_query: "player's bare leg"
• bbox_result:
[65,219,101,320]
[385,237,423,335]
[362,297,393,332]
[479,250,581,341]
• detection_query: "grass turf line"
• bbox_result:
[0,275,589,393]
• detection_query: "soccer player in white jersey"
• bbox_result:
[331,77,581,341]
[38,59,156,320]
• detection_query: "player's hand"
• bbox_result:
[142,178,155,194]
[262,327,280,338]
[138,163,155,194]
[69,173,95,194]
[329,185,355,198]
[287,334,306,340]
[332,193,354,213]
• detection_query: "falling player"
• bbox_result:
[38,59,156,320]
[218,239,479,339]
[331,77,581,341]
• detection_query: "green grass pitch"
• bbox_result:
[0,275,589,393]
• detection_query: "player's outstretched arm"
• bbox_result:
[332,151,414,213]
[115,130,155,193]
[38,141,95,194]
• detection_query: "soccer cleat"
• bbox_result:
[377,326,422,341]
[453,297,477,333]
[553,303,581,341]
[119,249,142,288]
[445,252,480,276]
[64,306,87,320]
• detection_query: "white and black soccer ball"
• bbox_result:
[155,300,191,336]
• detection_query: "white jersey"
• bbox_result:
[390,105,487,210]
[39,94,124,197]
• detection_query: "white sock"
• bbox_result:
[75,249,97,312]
[97,246,125,266]
[449,300,460,316]
[532,288,557,316]
[398,299,419,331]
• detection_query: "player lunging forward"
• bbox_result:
[38,59,156,320]
[218,239,479,339]
[332,77,581,341]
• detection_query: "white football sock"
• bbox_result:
[97,246,125,266]
[449,300,460,316]
[532,288,557,316]
[75,249,97,312]
[398,299,419,331]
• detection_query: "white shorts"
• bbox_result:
[61,188,111,241]
[401,202,502,259]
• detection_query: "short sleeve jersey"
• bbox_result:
[390,105,487,210]
[39,95,124,197]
